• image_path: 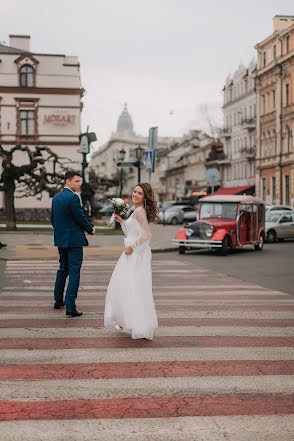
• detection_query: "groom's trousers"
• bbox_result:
[53,247,83,310]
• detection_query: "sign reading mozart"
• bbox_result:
[43,112,76,125]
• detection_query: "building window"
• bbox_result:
[272,177,276,204]
[273,45,277,59]
[20,65,34,87]
[285,175,290,205]
[262,177,266,201]
[273,130,277,155]
[129,149,136,159]
[20,110,35,135]
[285,84,290,107]
[272,90,276,109]
[263,51,266,67]
[286,35,290,53]
[285,125,291,152]
[262,95,266,114]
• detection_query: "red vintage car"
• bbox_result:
[172,195,265,255]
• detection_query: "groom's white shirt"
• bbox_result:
[64,186,74,193]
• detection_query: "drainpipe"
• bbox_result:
[278,63,283,204]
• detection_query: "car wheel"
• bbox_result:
[254,233,264,250]
[220,236,229,256]
[179,246,185,254]
[267,230,276,243]
[171,217,178,225]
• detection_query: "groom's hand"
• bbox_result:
[125,246,133,255]
[91,227,95,235]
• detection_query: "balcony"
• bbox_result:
[221,128,232,138]
[241,117,256,130]
[206,154,230,165]
[240,146,256,159]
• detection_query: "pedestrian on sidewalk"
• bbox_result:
[50,170,95,317]
[104,183,159,340]
[0,241,7,248]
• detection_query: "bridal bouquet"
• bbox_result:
[107,197,129,226]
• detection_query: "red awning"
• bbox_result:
[210,185,254,196]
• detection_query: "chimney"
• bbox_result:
[9,34,30,52]
[273,15,294,32]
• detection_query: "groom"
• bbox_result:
[50,170,95,317]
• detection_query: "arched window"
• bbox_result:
[20,65,34,87]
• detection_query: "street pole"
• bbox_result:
[137,163,141,184]
[119,168,123,197]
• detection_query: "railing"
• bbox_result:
[240,146,256,156]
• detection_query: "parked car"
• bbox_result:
[159,205,184,224]
[171,205,197,223]
[266,205,294,212]
[172,195,265,255]
[265,210,294,242]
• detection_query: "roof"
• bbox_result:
[207,185,254,196]
[0,43,27,54]
[200,194,265,205]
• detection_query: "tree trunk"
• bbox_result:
[4,182,16,231]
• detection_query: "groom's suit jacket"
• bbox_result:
[50,187,93,248]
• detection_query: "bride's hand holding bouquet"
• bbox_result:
[107,197,129,226]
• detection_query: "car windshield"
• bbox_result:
[200,202,238,220]
[266,212,281,223]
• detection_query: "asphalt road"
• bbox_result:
[153,240,294,296]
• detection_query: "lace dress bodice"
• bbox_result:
[121,206,152,251]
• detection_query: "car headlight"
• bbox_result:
[205,226,213,237]
[186,229,193,237]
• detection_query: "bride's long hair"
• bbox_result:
[137,183,159,224]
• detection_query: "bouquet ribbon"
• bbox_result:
[107,213,115,226]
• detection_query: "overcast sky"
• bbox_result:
[2,0,294,149]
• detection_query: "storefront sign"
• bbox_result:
[43,111,76,125]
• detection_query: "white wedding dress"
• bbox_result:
[104,206,158,340]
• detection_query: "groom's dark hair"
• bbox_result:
[64,170,81,182]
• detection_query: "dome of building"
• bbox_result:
[117,103,134,134]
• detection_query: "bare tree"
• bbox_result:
[0,144,71,230]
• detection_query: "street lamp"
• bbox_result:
[135,145,144,184]
[118,148,126,197]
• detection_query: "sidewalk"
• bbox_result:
[0,224,179,260]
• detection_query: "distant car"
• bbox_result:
[266,205,294,212]
[159,206,184,224]
[265,210,294,242]
[172,205,197,223]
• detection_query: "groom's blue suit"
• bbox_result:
[50,187,93,311]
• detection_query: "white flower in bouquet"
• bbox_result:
[107,197,129,225]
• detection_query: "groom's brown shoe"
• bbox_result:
[66,309,83,317]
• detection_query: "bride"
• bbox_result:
[104,183,159,340]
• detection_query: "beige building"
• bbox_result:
[90,104,177,199]
[158,130,223,201]
[255,16,294,206]
[0,34,83,214]
[221,60,256,192]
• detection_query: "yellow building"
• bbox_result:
[255,15,294,206]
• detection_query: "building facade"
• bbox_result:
[221,60,256,192]
[0,34,83,214]
[255,16,294,206]
[90,104,178,199]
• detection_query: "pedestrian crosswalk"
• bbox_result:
[0,260,294,440]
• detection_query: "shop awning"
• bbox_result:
[210,185,255,196]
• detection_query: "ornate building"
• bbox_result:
[90,104,177,198]
[255,16,294,206]
[221,60,256,194]
[0,34,83,214]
